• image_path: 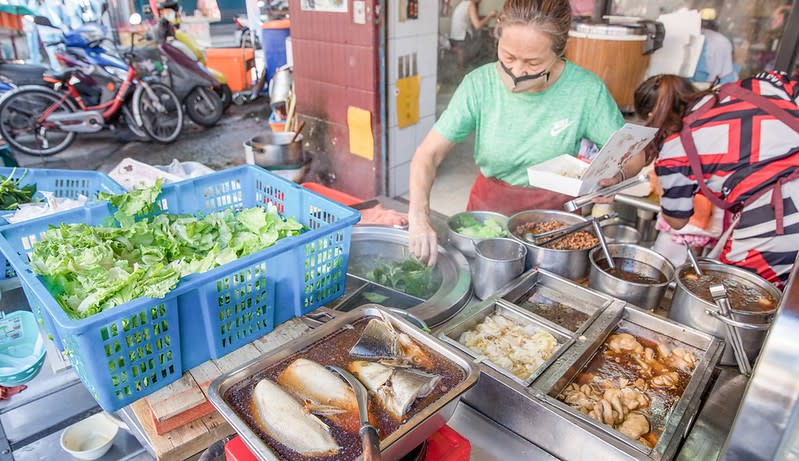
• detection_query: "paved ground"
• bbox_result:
[13,99,272,173]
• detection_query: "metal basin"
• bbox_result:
[207,306,479,461]
[589,244,674,310]
[670,261,781,365]
[508,210,596,281]
[339,226,472,326]
[246,132,304,168]
[447,211,509,259]
[602,222,641,244]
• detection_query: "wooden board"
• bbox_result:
[131,398,235,461]
[129,318,317,459]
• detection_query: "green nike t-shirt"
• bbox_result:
[434,61,624,186]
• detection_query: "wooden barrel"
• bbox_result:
[565,30,650,112]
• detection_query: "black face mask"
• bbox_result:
[498,60,551,93]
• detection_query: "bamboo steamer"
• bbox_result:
[565,25,650,112]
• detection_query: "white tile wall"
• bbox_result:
[388,125,418,169]
[388,0,438,39]
[389,161,412,197]
[386,0,439,197]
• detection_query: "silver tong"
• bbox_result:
[524,213,617,248]
[709,284,752,375]
[564,173,650,212]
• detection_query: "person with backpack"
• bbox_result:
[610,72,799,288]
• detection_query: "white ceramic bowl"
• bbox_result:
[60,413,119,460]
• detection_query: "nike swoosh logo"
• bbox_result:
[550,120,574,137]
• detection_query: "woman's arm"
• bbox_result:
[468,3,495,30]
[409,131,456,266]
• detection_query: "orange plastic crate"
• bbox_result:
[205,48,256,92]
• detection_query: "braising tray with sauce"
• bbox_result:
[208,306,478,461]
[501,269,612,334]
[542,307,722,458]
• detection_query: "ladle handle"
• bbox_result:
[705,309,772,331]
[685,243,704,276]
[360,425,382,461]
[592,220,615,270]
[290,120,306,143]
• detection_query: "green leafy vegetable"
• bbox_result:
[0,169,37,211]
[364,258,440,299]
[456,215,507,239]
[362,291,390,303]
[31,183,305,319]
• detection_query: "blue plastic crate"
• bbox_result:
[0,167,125,280]
[0,165,359,411]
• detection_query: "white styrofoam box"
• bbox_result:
[388,0,438,39]
[389,161,412,197]
[526,155,590,197]
[388,125,419,169]
[415,115,435,147]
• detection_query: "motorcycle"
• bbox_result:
[58,21,223,128]
[0,16,184,156]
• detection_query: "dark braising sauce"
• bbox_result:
[558,322,702,448]
[680,269,777,312]
[223,317,465,461]
[598,258,668,285]
[519,290,590,332]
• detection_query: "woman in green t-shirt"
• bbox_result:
[408,0,623,265]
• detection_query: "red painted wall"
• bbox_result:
[289,0,383,199]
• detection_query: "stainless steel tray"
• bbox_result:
[500,269,612,335]
[437,297,573,388]
[207,305,479,461]
[539,306,723,460]
[447,288,722,461]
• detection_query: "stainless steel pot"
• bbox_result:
[447,211,509,259]
[248,132,304,168]
[472,238,527,300]
[601,222,640,244]
[508,210,596,281]
[670,261,781,365]
[588,243,674,310]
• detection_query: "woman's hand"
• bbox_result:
[591,171,624,204]
[409,212,439,267]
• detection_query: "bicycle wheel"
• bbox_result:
[133,82,184,144]
[121,103,149,141]
[0,85,76,156]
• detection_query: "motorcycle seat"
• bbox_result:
[43,67,80,83]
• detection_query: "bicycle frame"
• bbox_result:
[38,66,137,126]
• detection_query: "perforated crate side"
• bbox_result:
[200,258,278,359]
[61,298,184,412]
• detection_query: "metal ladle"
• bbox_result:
[684,242,704,276]
[710,284,752,375]
[327,365,382,461]
[592,219,616,270]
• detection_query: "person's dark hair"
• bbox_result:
[495,0,572,56]
[634,74,716,160]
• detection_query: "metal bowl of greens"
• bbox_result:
[447,211,509,259]
[332,226,472,327]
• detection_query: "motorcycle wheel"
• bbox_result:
[185,86,224,128]
[0,85,76,156]
[133,82,184,144]
[218,84,233,112]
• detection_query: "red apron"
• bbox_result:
[466,172,573,216]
